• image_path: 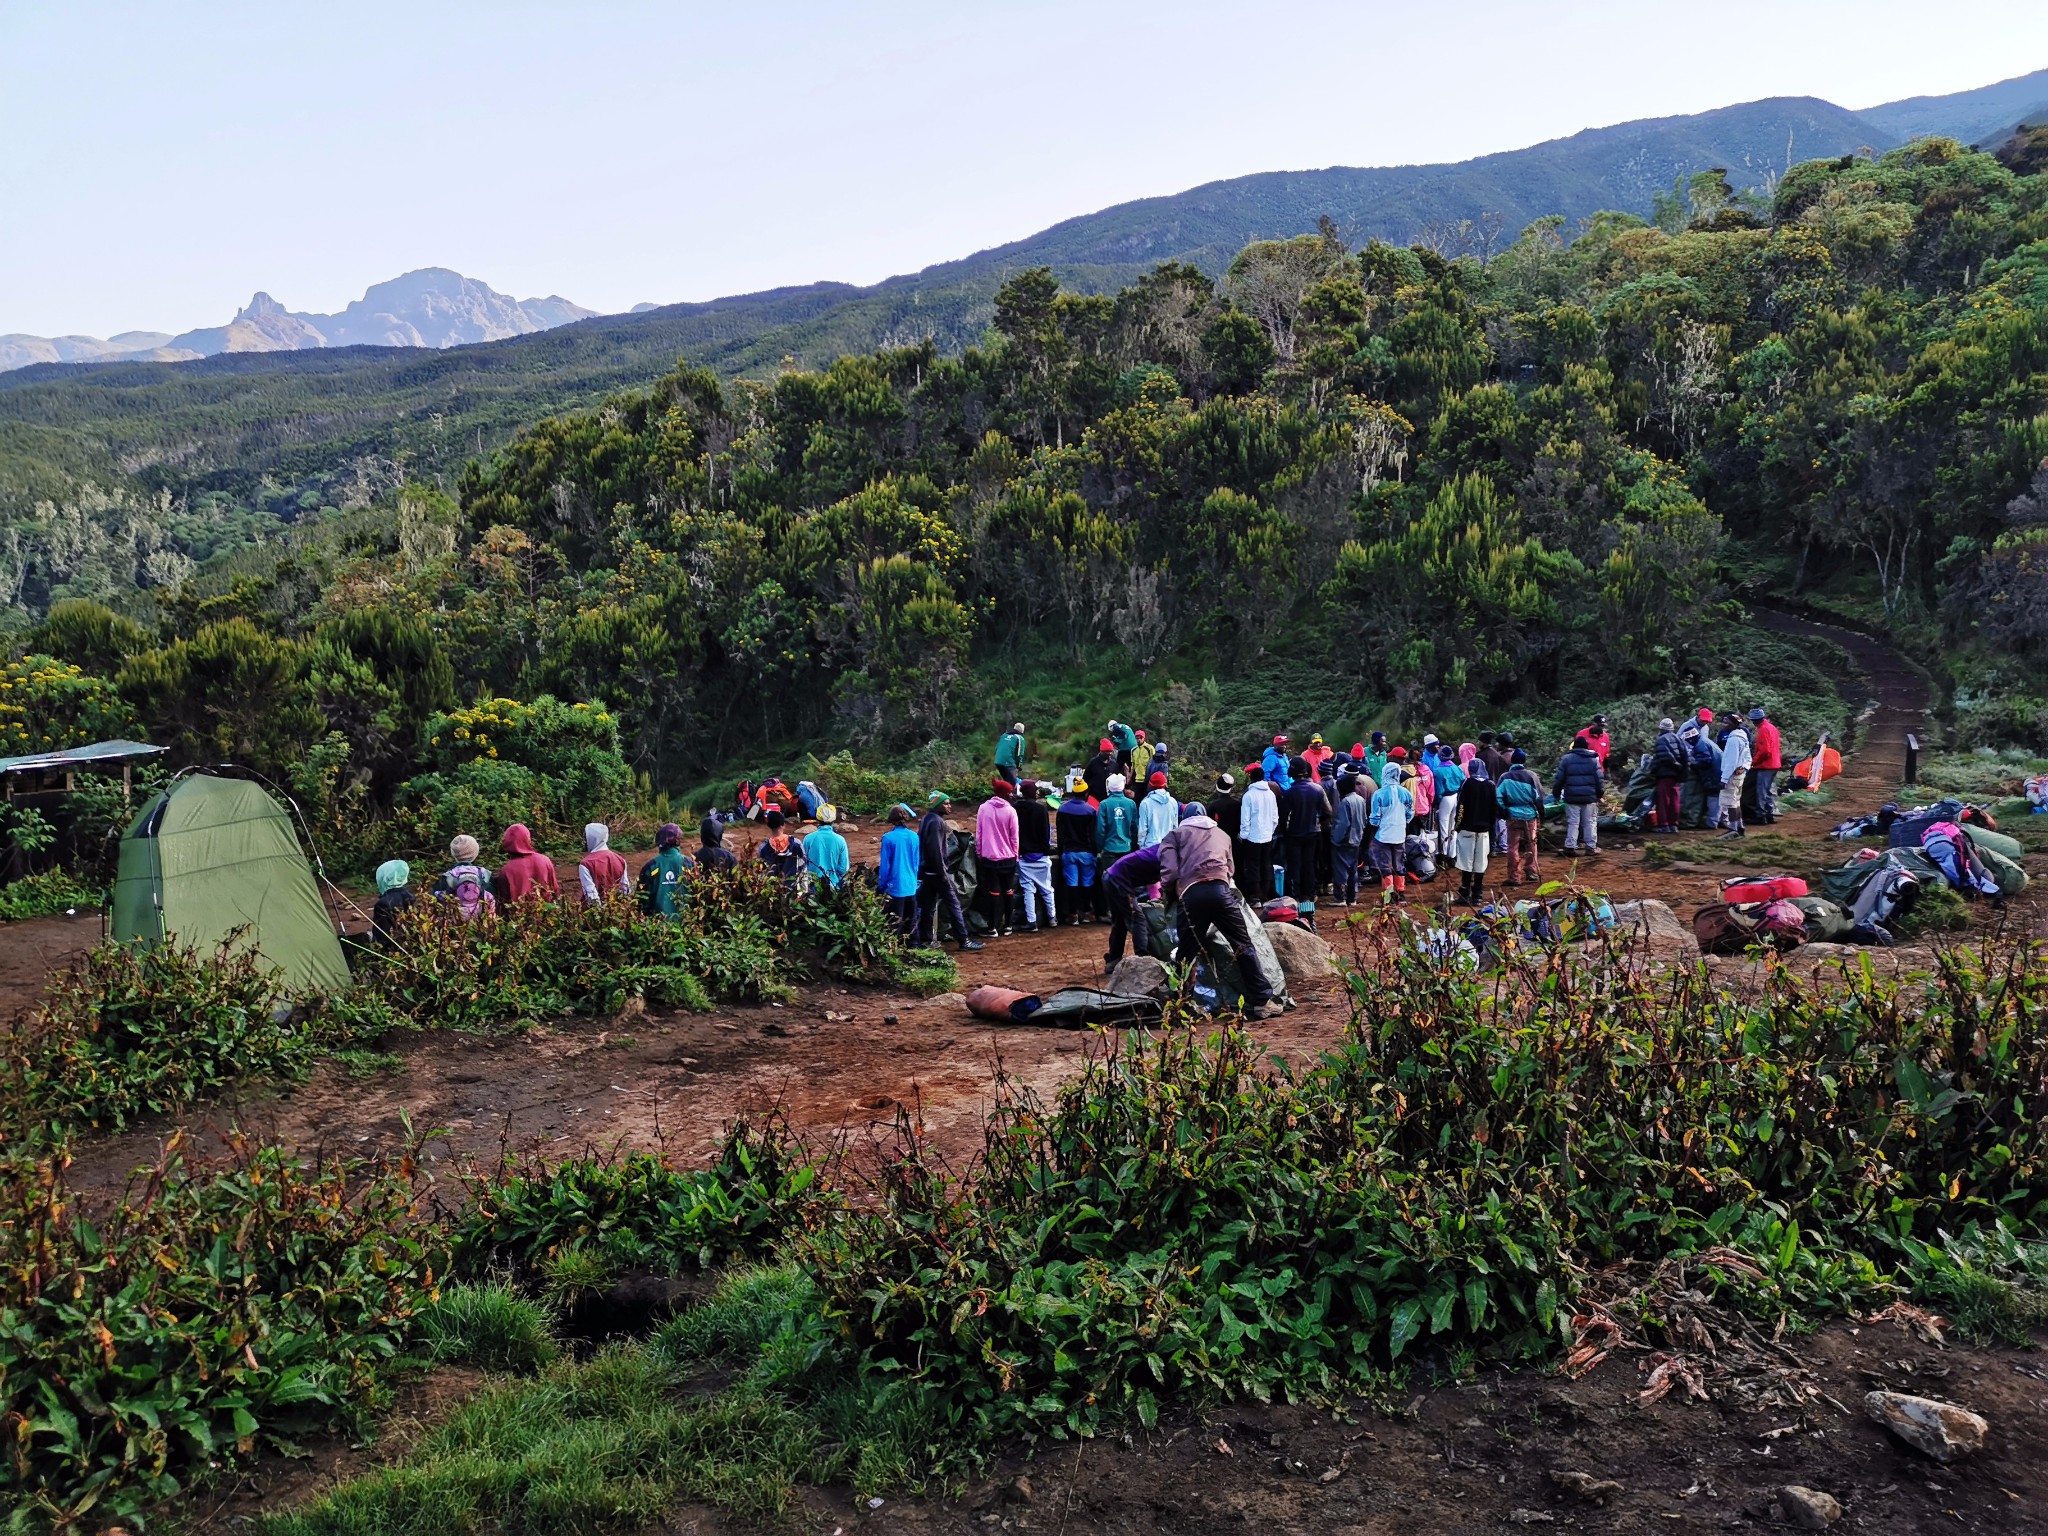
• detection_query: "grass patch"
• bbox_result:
[890,948,959,997]
[1894,882,1972,937]
[419,1283,559,1374]
[1911,749,2048,800]
[0,869,100,922]
[1641,830,1829,875]
[333,1048,405,1080]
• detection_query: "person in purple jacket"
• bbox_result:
[1102,843,1162,970]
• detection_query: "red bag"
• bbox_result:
[1721,875,1809,904]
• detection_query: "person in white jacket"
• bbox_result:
[1717,714,1753,839]
[1238,765,1280,901]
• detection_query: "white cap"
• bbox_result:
[1106,774,1126,794]
[1423,733,1440,746]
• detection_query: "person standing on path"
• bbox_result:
[1685,712,1721,829]
[1369,765,1415,904]
[1137,770,1178,849]
[1496,750,1544,886]
[638,823,688,917]
[801,805,849,889]
[1551,734,1605,857]
[1331,772,1370,905]
[1237,765,1279,900]
[1748,706,1782,824]
[1453,762,1499,906]
[1056,776,1101,924]
[974,780,1021,935]
[1650,718,1687,834]
[1015,780,1057,932]
[1277,757,1330,901]
[1095,774,1139,866]
[994,721,1027,788]
[1718,712,1753,839]
[917,792,982,951]
[876,805,922,937]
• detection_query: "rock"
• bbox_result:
[1106,955,1171,1000]
[1261,920,1338,984]
[931,992,967,1009]
[1864,1390,1988,1463]
[1777,1485,1843,1529]
[1609,899,1698,964]
[1547,1468,1622,1503]
[1004,1475,1033,1504]
[1505,1511,1555,1526]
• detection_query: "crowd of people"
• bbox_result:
[363,705,1789,984]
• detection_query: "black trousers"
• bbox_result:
[1241,842,1276,902]
[1178,879,1273,1009]
[916,873,971,945]
[886,894,918,938]
[1283,837,1320,902]
[1104,881,1150,964]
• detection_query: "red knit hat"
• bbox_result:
[1390,746,1408,759]
[1099,737,1113,751]
[1351,743,1366,757]
[1148,771,1167,788]
[992,778,1015,796]
[1697,707,1713,723]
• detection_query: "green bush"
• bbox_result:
[0,869,99,922]
[0,1140,443,1530]
[400,694,631,850]
[419,1283,560,1374]
[0,939,303,1144]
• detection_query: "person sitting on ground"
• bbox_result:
[1497,749,1544,886]
[639,822,689,916]
[1552,734,1605,857]
[372,859,414,948]
[1159,800,1281,1019]
[1056,775,1101,925]
[802,804,849,889]
[995,721,1026,787]
[877,804,922,937]
[578,823,630,905]
[1137,770,1178,850]
[917,792,981,951]
[1370,765,1415,904]
[753,809,805,882]
[974,779,1021,935]
[493,823,560,905]
[433,834,496,919]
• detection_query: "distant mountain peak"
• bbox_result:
[235,292,288,320]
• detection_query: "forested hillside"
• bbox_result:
[5,133,2044,866]
[4,69,2045,612]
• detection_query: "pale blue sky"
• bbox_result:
[5,1,2047,337]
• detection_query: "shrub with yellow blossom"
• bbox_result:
[0,656,137,759]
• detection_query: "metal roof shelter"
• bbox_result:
[0,739,165,780]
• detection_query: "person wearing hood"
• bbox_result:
[1238,764,1280,901]
[1277,757,1330,901]
[1748,706,1783,824]
[1137,770,1178,849]
[493,823,559,905]
[802,804,849,888]
[578,823,630,904]
[1370,765,1416,903]
[433,834,496,919]
[975,780,1021,935]
[1083,738,1118,801]
[640,822,689,916]
[1260,736,1293,792]
[1717,711,1753,838]
[1497,749,1544,886]
[371,859,414,949]
[1650,718,1688,834]
[754,809,806,882]
[877,805,921,935]
[696,815,736,875]
[995,721,1027,787]
[916,792,981,951]
[1144,739,1171,782]
[1551,734,1605,857]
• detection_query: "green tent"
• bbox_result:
[112,773,350,995]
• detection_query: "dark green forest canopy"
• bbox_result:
[8,137,2048,809]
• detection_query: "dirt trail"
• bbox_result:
[1753,606,1930,809]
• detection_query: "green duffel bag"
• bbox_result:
[1974,843,2030,897]
[1963,823,2025,861]
[1790,895,1854,942]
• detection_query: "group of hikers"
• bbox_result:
[363,705,1790,980]
[893,706,1789,966]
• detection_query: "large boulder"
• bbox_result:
[1106,955,1171,1000]
[1864,1391,1988,1463]
[1262,920,1338,985]
[1610,899,1699,965]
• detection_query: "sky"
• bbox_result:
[6,1,2048,338]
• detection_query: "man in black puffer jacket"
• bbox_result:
[1550,735,1605,857]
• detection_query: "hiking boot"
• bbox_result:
[1243,1000,1285,1021]
[960,939,984,952]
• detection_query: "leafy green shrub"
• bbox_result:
[419,1283,559,1374]
[1912,747,2048,799]
[0,652,136,758]
[0,1137,443,1530]
[1902,1223,2048,1344]
[400,694,631,850]
[1895,882,1972,936]
[0,869,99,922]
[451,1127,831,1282]
[0,939,303,1144]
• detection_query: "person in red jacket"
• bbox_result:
[1583,713,1612,768]
[1748,706,1783,823]
[494,823,560,905]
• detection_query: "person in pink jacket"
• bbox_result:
[1748,706,1784,823]
[974,779,1021,936]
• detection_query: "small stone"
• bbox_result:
[1777,1486,1842,1529]
[1547,1468,1623,1503]
[930,992,967,1009]
[1005,1475,1033,1504]
[1506,1511,1556,1526]
[1864,1390,1988,1463]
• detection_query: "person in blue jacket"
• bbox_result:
[801,804,849,888]
[1260,735,1293,792]
[876,804,922,936]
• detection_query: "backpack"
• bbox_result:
[440,863,495,921]
[1790,895,1853,943]
[1753,898,1809,948]
[1693,899,1803,955]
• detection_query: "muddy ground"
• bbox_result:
[9,613,2048,1531]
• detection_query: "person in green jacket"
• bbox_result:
[638,822,689,917]
[1096,774,1139,859]
[1361,731,1390,789]
[1107,719,1139,775]
[995,721,1026,787]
